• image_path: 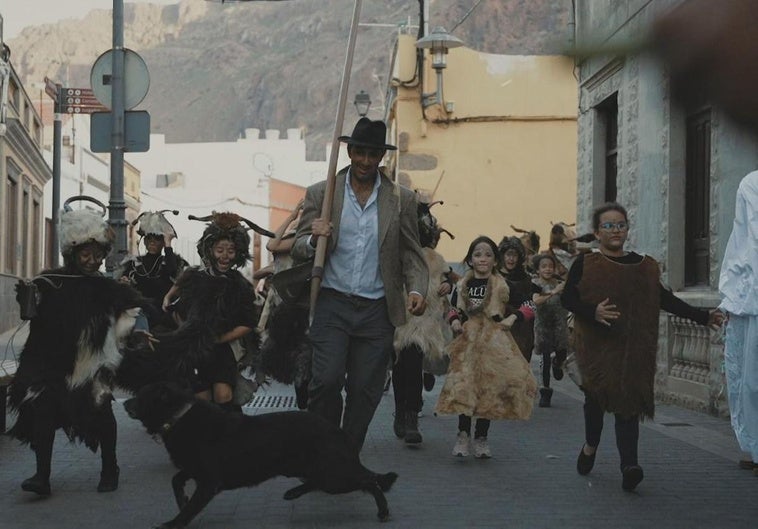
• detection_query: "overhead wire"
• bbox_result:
[450,0,486,33]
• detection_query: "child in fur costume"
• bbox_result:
[561,202,724,492]
[437,236,538,459]
[531,253,569,408]
[162,212,268,412]
[391,200,454,445]
[497,236,539,362]
[257,200,313,410]
[257,199,303,331]
[8,198,145,496]
[117,210,188,331]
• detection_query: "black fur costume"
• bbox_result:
[117,251,188,329]
[498,236,538,361]
[165,266,260,397]
[259,302,312,408]
[8,269,144,451]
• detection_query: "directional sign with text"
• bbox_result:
[61,87,109,114]
[44,76,59,100]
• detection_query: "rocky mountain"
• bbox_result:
[7,0,572,158]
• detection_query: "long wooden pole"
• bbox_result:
[309,0,364,317]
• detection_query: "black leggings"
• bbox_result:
[392,344,423,412]
[458,415,490,439]
[583,391,639,468]
[540,348,567,387]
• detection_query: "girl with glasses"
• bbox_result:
[561,202,724,492]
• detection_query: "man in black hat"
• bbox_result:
[292,117,429,451]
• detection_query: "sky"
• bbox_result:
[2,1,180,40]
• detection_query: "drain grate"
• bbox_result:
[660,422,693,427]
[245,394,297,409]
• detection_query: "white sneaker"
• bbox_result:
[473,437,491,459]
[452,431,470,457]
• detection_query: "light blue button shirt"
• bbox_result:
[322,170,384,299]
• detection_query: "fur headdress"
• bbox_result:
[132,210,179,238]
[498,236,526,265]
[60,196,114,256]
[190,212,275,268]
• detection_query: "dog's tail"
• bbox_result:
[376,472,398,492]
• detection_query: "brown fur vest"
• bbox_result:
[393,248,452,375]
[436,272,537,420]
[573,252,660,418]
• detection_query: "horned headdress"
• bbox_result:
[417,199,454,249]
[189,212,275,268]
[131,209,179,238]
[59,195,114,256]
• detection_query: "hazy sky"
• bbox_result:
[2,1,181,40]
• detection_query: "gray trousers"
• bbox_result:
[308,288,394,450]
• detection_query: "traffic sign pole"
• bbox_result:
[42,76,63,267]
[51,81,62,267]
[106,0,128,274]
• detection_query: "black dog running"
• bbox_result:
[124,382,397,528]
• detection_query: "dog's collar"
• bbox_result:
[160,402,194,434]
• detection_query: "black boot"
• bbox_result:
[539,387,553,408]
[219,401,243,413]
[21,473,51,496]
[97,464,120,493]
[552,355,565,381]
[22,429,53,496]
[404,410,422,445]
[423,372,436,392]
[393,407,406,438]
[295,380,309,410]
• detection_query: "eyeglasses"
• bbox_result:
[599,221,629,232]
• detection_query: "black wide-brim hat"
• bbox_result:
[338,117,397,151]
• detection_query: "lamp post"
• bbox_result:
[415,26,464,109]
[353,90,371,117]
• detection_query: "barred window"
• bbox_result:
[597,93,618,202]
[684,105,711,286]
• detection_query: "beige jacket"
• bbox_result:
[292,167,428,327]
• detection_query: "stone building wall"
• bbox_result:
[574,0,758,416]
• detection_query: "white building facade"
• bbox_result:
[126,128,337,272]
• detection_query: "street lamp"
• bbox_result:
[415,26,464,110]
[353,90,371,117]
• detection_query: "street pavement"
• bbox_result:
[1,323,756,528]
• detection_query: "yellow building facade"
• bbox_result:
[385,34,578,261]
